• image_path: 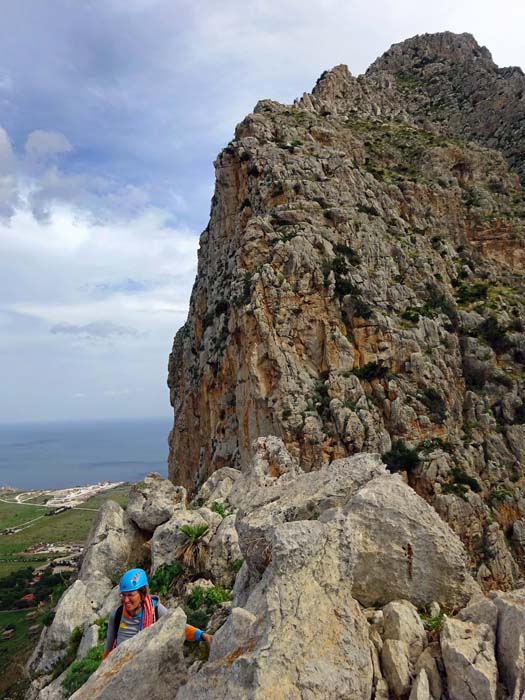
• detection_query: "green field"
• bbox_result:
[0,485,131,577]
[0,484,133,698]
[0,608,43,669]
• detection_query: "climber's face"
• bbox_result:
[121,590,141,615]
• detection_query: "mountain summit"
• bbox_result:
[168,31,525,592]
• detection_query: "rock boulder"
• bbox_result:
[127,472,187,531]
[79,501,145,582]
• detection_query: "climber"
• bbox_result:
[103,568,212,658]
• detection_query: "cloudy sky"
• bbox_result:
[1,0,524,423]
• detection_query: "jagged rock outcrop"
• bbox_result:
[28,577,113,674]
[127,472,187,531]
[492,588,525,698]
[27,461,525,700]
[79,500,145,581]
[168,30,525,591]
[441,616,498,700]
[70,610,188,700]
[367,32,525,184]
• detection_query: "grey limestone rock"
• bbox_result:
[29,577,112,674]
[197,466,241,506]
[167,28,525,595]
[382,599,427,663]
[127,472,186,531]
[342,475,480,608]
[415,648,443,700]
[381,639,412,697]
[233,444,387,574]
[70,609,188,700]
[207,514,243,587]
[491,588,525,699]
[79,500,145,582]
[150,509,213,572]
[441,616,498,700]
[409,669,431,700]
[76,623,99,659]
[176,520,374,700]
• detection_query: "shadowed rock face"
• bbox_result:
[168,31,525,589]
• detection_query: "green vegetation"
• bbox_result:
[514,404,525,424]
[184,586,231,631]
[420,387,447,423]
[442,467,482,497]
[417,437,452,454]
[210,501,226,518]
[476,316,512,354]
[334,244,360,265]
[357,203,380,217]
[50,626,83,681]
[0,609,43,677]
[176,524,209,572]
[344,116,450,185]
[488,487,512,507]
[230,558,244,573]
[149,562,184,597]
[456,282,489,306]
[383,440,421,473]
[307,379,331,420]
[62,645,104,696]
[322,255,372,316]
[401,308,421,324]
[61,618,108,696]
[0,567,70,610]
[423,283,458,326]
[186,585,230,611]
[351,362,388,382]
[419,609,444,633]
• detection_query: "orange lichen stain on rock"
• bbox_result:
[467,217,525,271]
[88,650,134,694]
[242,397,252,450]
[493,502,521,531]
[223,640,257,665]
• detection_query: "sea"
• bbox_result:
[0,417,172,490]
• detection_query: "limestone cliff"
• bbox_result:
[168,32,525,590]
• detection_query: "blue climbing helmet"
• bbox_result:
[119,568,148,593]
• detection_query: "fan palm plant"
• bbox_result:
[176,523,209,572]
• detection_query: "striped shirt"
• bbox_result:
[103,600,203,656]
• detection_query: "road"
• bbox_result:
[0,496,98,533]
[0,497,98,512]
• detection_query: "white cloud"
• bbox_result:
[25,130,73,160]
[0,200,197,334]
[0,125,18,218]
[50,320,140,339]
[0,0,523,422]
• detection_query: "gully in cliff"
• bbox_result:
[103,568,213,658]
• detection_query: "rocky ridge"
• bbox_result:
[24,444,525,699]
[168,31,525,592]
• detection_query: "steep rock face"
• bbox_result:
[168,31,525,588]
